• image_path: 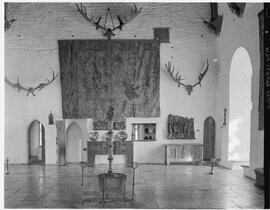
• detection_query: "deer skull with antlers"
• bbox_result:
[5,71,59,96]
[75,3,142,40]
[165,60,209,95]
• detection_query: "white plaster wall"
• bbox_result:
[5,3,218,164]
[215,3,263,177]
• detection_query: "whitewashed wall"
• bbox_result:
[215,3,263,178]
[5,2,219,164]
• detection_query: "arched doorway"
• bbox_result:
[66,122,82,163]
[203,116,216,161]
[229,47,252,166]
[28,120,45,164]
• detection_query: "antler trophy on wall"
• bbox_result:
[165,60,209,95]
[5,3,15,31]
[5,71,59,96]
[75,3,142,40]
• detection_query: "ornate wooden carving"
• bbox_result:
[93,119,109,130]
[93,119,126,130]
[113,119,126,130]
[167,114,195,139]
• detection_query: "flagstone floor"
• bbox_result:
[4,163,264,208]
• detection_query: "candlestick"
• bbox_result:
[107,121,114,174]
[5,158,10,174]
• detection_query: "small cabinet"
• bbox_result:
[131,123,156,141]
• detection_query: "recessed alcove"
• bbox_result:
[28,120,45,164]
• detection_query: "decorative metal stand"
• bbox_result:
[132,161,139,201]
[96,107,127,207]
[80,161,88,186]
[107,121,114,174]
[5,158,10,174]
[209,157,216,174]
[98,172,126,207]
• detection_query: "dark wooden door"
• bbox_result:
[41,125,45,164]
[203,117,216,160]
[56,120,66,166]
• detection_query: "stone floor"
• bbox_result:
[4,163,264,208]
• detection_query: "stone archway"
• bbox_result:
[66,122,82,163]
[28,120,45,164]
[229,47,252,165]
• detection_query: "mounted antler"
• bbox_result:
[5,71,59,96]
[165,61,185,87]
[75,3,142,40]
[165,60,209,95]
[5,3,15,31]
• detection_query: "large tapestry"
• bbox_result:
[58,40,160,119]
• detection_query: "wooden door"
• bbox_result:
[41,125,45,164]
[56,120,66,166]
[203,117,216,160]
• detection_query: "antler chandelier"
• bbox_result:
[75,3,142,40]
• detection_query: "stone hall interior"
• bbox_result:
[4,2,266,209]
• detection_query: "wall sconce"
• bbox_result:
[48,111,54,125]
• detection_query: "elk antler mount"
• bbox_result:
[227,3,246,17]
[75,3,142,40]
[5,3,15,31]
[165,60,209,95]
[5,71,59,96]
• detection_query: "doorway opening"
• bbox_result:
[28,120,45,164]
[229,47,252,168]
[66,122,82,163]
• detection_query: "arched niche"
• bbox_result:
[229,46,252,165]
[28,120,45,164]
[66,122,83,163]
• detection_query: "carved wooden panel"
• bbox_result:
[93,119,126,130]
[113,119,126,130]
[167,114,195,139]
